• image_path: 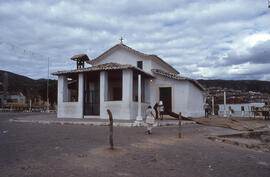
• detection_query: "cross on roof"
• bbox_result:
[120,37,124,44]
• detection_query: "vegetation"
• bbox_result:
[0,70,57,104]
[198,79,270,94]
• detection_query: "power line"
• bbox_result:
[0,40,54,62]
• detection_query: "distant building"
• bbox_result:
[0,91,26,105]
[218,102,265,117]
[52,43,205,120]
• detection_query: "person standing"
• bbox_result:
[153,102,159,120]
[159,101,164,120]
[145,106,155,134]
[204,103,209,118]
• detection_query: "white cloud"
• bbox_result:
[0,0,270,80]
[244,33,270,47]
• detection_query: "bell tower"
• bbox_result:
[71,54,90,69]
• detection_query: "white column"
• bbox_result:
[100,71,108,118]
[78,73,84,118]
[223,91,227,117]
[212,96,215,115]
[122,70,133,103]
[57,75,67,117]
[122,70,133,119]
[136,74,143,121]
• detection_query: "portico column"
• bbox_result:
[136,74,143,121]
[100,71,108,118]
[122,70,133,119]
[57,75,68,118]
[78,73,84,118]
[57,75,64,117]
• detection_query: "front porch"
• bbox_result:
[55,63,154,120]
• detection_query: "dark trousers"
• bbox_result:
[205,109,208,118]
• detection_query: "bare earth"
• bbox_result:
[0,113,270,177]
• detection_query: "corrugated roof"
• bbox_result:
[88,44,179,74]
[152,69,205,91]
[52,63,154,78]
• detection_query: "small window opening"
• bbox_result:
[107,71,122,101]
[66,76,78,102]
[137,61,143,69]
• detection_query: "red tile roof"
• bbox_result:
[52,63,154,78]
[151,69,204,91]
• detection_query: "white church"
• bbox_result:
[52,42,205,120]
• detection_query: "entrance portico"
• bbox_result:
[53,63,154,120]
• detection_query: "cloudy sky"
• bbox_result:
[0,0,270,80]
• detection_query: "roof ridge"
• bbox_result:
[89,43,179,74]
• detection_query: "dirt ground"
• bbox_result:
[0,113,270,177]
[191,117,270,131]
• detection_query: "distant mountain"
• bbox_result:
[197,79,270,94]
[0,70,57,104]
[1,70,270,104]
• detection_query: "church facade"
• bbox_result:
[52,43,205,120]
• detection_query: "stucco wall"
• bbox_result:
[218,103,265,117]
[57,74,84,118]
[150,74,204,118]
[101,101,148,120]
[58,102,83,118]
[96,48,152,73]
[151,60,178,74]
[186,82,204,117]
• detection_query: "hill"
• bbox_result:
[0,70,57,104]
[197,79,270,94]
[1,70,270,104]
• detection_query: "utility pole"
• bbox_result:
[212,96,215,116]
[2,72,8,108]
[223,91,227,118]
[47,58,49,112]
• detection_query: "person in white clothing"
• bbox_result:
[145,106,155,134]
[159,101,164,120]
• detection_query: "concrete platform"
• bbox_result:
[7,112,195,127]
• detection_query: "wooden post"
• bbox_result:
[178,112,182,138]
[107,109,114,150]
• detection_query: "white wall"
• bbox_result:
[218,103,265,117]
[150,74,204,118]
[100,101,148,120]
[186,82,204,117]
[95,48,152,73]
[57,74,84,118]
[151,60,178,74]
[99,70,137,120]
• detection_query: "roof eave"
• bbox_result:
[52,66,154,78]
[151,69,204,91]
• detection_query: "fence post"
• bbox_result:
[178,112,182,138]
[107,109,114,150]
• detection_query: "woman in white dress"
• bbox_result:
[145,106,155,134]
